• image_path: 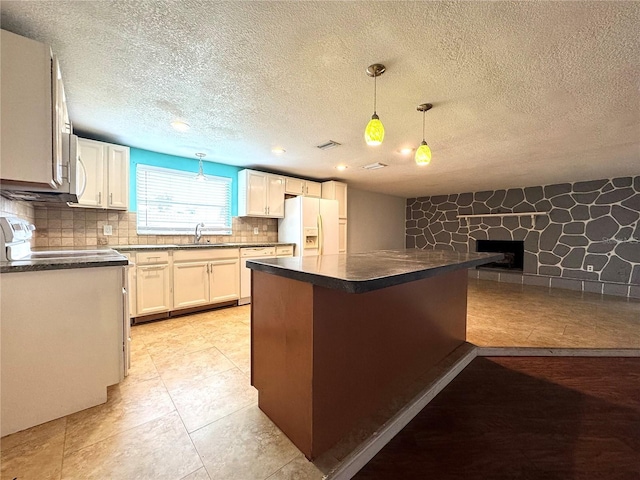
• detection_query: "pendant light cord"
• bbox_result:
[373,73,377,115]
[422,109,426,142]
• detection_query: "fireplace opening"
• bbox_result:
[476,240,524,271]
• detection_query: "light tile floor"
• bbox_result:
[467,279,640,348]
[2,280,639,479]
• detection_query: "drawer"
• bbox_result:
[241,247,276,258]
[174,247,239,263]
[136,251,170,265]
[276,245,294,257]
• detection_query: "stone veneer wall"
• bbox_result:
[32,206,278,248]
[406,176,640,298]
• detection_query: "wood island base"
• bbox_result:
[250,268,468,459]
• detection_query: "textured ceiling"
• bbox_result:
[1,1,639,198]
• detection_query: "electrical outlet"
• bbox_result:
[586,265,594,272]
[253,227,259,235]
[103,225,113,236]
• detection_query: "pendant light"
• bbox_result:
[364,64,386,146]
[415,103,433,166]
[195,153,206,181]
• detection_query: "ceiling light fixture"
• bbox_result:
[271,147,286,155]
[400,147,414,155]
[362,162,388,170]
[415,103,433,166]
[171,120,190,132]
[316,140,341,150]
[335,165,348,171]
[364,63,386,146]
[195,152,206,181]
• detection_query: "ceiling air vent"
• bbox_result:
[362,162,388,170]
[316,140,341,150]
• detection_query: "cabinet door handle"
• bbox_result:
[77,157,88,197]
[110,192,113,205]
[98,191,102,204]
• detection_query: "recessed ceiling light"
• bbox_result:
[399,147,414,155]
[171,120,190,132]
[272,147,286,155]
[335,165,348,171]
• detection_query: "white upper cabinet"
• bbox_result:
[107,145,130,209]
[305,181,322,198]
[73,138,129,210]
[284,176,322,198]
[285,177,305,196]
[238,169,285,218]
[267,175,285,217]
[322,181,348,219]
[76,140,104,208]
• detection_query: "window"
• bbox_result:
[136,164,232,235]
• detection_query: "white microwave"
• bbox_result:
[0,133,79,203]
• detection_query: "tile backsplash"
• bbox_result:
[32,206,278,248]
[1,197,35,223]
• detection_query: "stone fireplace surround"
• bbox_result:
[406,176,640,299]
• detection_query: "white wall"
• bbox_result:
[347,188,405,253]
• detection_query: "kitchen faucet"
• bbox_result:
[194,222,205,244]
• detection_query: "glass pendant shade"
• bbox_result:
[364,64,386,146]
[415,141,432,166]
[365,114,385,146]
[195,153,206,181]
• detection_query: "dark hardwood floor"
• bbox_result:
[354,357,640,480]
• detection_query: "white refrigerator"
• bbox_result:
[278,196,339,256]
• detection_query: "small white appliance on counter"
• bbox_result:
[278,196,339,256]
[0,216,36,261]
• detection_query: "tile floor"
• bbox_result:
[2,279,639,479]
[467,279,640,348]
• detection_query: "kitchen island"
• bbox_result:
[247,249,502,459]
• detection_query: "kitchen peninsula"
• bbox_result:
[248,249,502,459]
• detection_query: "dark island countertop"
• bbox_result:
[247,249,503,294]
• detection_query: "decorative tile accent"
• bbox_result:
[406,176,640,296]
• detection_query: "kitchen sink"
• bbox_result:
[179,243,228,248]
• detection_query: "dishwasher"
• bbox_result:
[239,247,276,305]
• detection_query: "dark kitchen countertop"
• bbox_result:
[1,249,129,273]
[113,242,295,252]
[247,249,504,294]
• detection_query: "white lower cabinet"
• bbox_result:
[1,266,126,436]
[172,248,239,312]
[136,264,171,315]
[173,261,210,309]
[210,258,240,303]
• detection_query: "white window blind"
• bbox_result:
[136,164,232,235]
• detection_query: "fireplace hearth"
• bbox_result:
[476,240,524,271]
